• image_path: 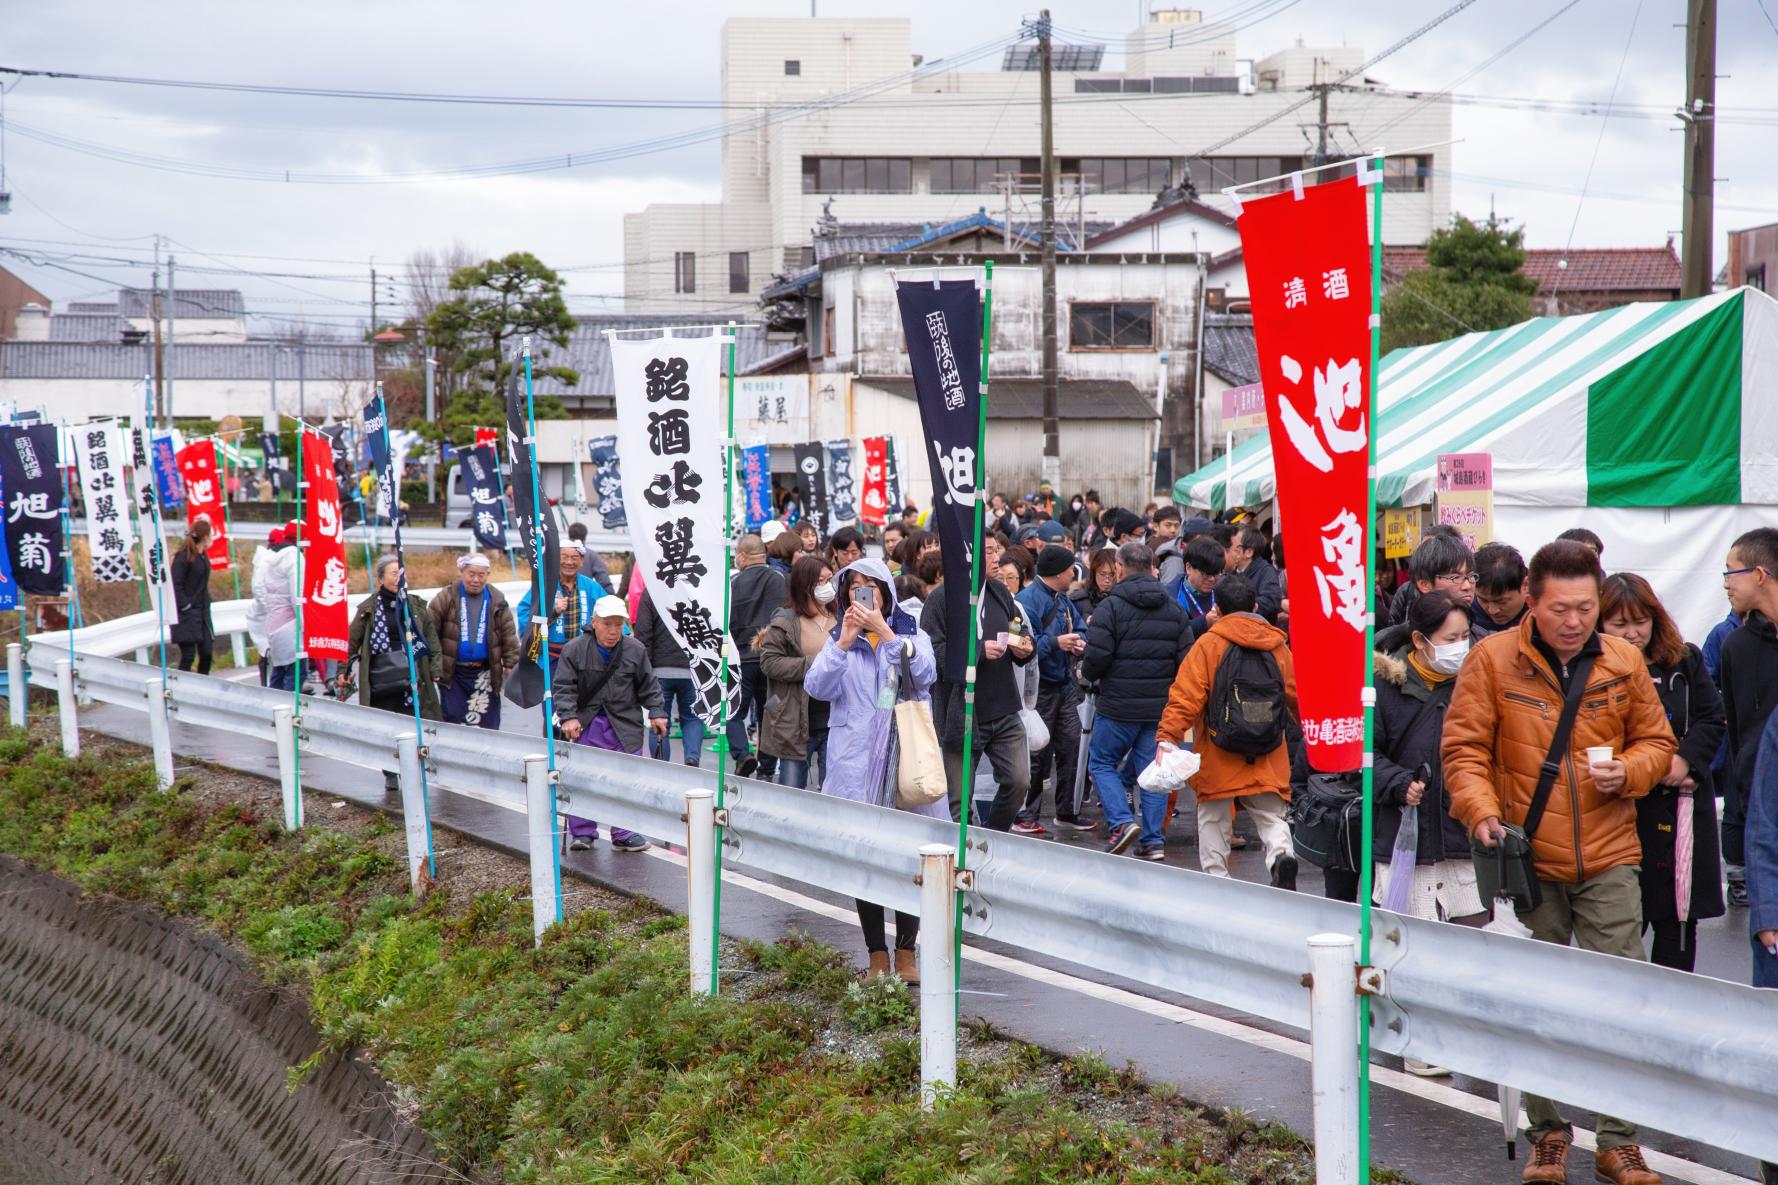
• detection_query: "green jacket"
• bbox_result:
[346,591,443,720]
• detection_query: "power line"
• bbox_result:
[1550,0,1646,300]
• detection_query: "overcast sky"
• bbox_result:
[3,0,1774,333]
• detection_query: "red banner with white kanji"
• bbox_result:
[175,438,232,570]
[860,436,889,526]
[473,426,499,449]
[1238,175,1374,772]
[300,429,350,662]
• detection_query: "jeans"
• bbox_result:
[651,676,704,765]
[266,663,296,692]
[1088,716,1160,839]
[944,713,1032,831]
[1024,679,1083,820]
[727,659,776,778]
[777,731,828,790]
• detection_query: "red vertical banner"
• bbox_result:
[175,439,233,570]
[300,430,350,662]
[473,426,499,449]
[1237,176,1374,772]
[860,435,888,526]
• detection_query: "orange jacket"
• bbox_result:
[1442,617,1676,885]
[1156,613,1298,802]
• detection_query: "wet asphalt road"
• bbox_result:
[71,687,1768,1185]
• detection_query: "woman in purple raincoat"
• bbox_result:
[805,556,942,983]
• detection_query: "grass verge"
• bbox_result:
[0,728,1326,1184]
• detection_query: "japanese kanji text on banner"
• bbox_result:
[609,332,738,725]
[175,438,232,570]
[0,423,66,595]
[300,430,350,662]
[128,420,177,627]
[1237,175,1374,771]
[73,422,137,583]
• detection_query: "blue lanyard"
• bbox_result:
[459,585,489,658]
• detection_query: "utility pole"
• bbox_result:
[1681,0,1716,298]
[1037,9,1060,489]
[165,254,176,426]
[151,265,165,423]
[1314,83,1331,165]
[369,263,379,381]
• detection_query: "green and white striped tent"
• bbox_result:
[1175,287,1778,636]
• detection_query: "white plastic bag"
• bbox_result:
[1018,706,1051,753]
[1481,897,1535,940]
[1137,744,1201,793]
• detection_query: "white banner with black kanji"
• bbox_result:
[128,417,178,626]
[72,421,137,583]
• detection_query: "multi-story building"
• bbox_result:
[624,7,1453,313]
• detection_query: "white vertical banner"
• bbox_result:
[72,422,137,583]
[127,419,178,625]
[608,330,739,725]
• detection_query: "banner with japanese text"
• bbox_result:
[860,436,889,525]
[128,420,177,627]
[1238,175,1374,771]
[825,439,857,531]
[175,439,232,570]
[588,434,626,530]
[503,370,560,627]
[151,435,185,512]
[0,423,64,595]
[299,429,350,662]
[72,422,136,583]
[463,443,507,551]
[884,436,904,515]
[894,278,984,682]
[609,332,738,726]
[792,442,829,536]
[740,445,772,532]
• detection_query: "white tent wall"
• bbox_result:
[1741,287,1778,503]
[1490,504,1744,642]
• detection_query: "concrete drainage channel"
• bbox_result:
[0,856,443,1185]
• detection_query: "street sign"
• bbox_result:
[1220,383,1266,430]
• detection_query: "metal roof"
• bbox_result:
[49,312,125,342]
[65,301,119,315]
[525,317,784,399]
[117,288,247,319]
[1202,312,1258,386]
[0,341,371,380]
[860,376,1157,420]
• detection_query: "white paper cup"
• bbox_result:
[1586,745,1613,768]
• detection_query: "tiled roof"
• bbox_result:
[1083,196,1239,247]
[1202,312,1258,386]
[65,301,119,315]
[0,341,371,380]
[1382,246,1682,294]
[117,288,247,319]
[525,316,785,399]
[49,313,124,342]
[860,377,1157,420]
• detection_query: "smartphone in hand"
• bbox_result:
[853,585,876,611]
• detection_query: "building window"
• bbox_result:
[930,157,1037,194]
[822,305,835,357]
[1070,301,1155,351]
[1381,155,1431,193]
[729,251,750,294]
[1069,158,1172,195]
[801,157,913,194]
[674,251,696,294]
[1747,264,1767,292]
[1187,156,1305,196]
[784,59,801,76]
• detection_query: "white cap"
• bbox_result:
[760,520,786,544]
[457,552,491,570]
[593,594,628,620]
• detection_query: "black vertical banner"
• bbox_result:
[0,424,68,595]
[883,436,903,514]
[893,279,982,681]
[464,444,508,551]
[504,369,558,614]
[792,442,829,537]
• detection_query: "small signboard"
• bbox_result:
[1383,507,1424,559]
[1435,452,1493,550]
[1220,383,1266,430]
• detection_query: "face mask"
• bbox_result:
[1071,501,1083,511]
[813,581,836,605]
[1429,638,1470,675]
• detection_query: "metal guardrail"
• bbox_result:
[14,609,1778,1167]
[74,518,633,553]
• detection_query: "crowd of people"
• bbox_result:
[186,485,1777,1185]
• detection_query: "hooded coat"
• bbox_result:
[246,542,299,667]
[803,557,947,820]
[1155,612,1297,802]
[1370,649,1471,864]
[1079,573,1192,724]
[1638,644,1727,924]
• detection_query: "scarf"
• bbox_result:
[459,584,490,662]
[371,590,399,654]
[1407,651,1454,687]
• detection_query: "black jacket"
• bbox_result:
[169,549,213,645]
[923,579,1032,746]
[1469,597,1527,640]
[1242,555,1284,624]
[1387,581,1418,628]
[1371,650,1469,864]
[1638,644,1727,924]
[1720,611,1778,824]
[730,564,786,656]
[633,593,691,673]
[1069,583,1111,623]
[1079,574,1190,723]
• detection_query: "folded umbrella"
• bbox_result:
[1675,786,1695,948]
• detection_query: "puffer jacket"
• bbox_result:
[427,582,520,693]
[1443,617,1677,885]
[754,607,822,761]
[1371,650,1470,864]
[1155,611,1297,801]
[1079,574,1191,724]
[633,593,691,674]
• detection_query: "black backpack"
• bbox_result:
[1205,641,1287,758]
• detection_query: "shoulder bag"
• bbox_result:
[893,641,948,809]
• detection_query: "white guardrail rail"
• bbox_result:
[11,600,1778,1174]
[72,518,632,554]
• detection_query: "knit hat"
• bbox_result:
[1036,544,1075,579]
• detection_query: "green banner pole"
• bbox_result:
[952,259,995,1011]
[290,415,306,830]
[710,321,740,996]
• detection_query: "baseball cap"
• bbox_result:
[593,595,628,620]
[1182,516,1216,539]
[1015,524,1042,543]
[1035,520,1067,543]
[761,521,787,544]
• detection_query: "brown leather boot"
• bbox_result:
[865,950,890,979]
[1522,1132,1570,1184]
[894,948,920,985]
[1595,1145,1661,1185]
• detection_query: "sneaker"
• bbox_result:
[569,836,594,852]
[684,757,701,768]
[1522,1132,1570,1184]
[1053,816,1098,832]
[1106,822,1140,854]
[1403,1058,1450,1077]
[1011,819,1047,835]
[733,754,759,779]
[1728,874,1749,908]
[1594,1144,1661,1185]
[1270,853,1299,891]
[610,831,651,853]
[1138,843,1166,862]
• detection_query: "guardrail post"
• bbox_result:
[685,787,716,996]
[229,632,247,672]
[135,646,151,666]
[144,677,173,789]
[1307,933,1360,1185]
[272,705,300,831]
[395,733,431,891]
[7,643,24,728]
[55,659,78,758]
[524,754,560,945]
[918,842,957,1110]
